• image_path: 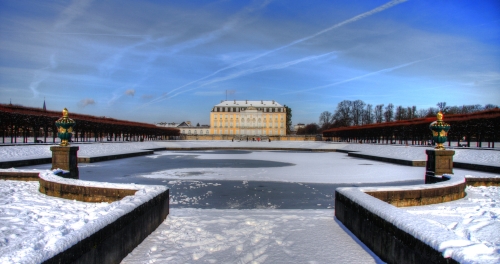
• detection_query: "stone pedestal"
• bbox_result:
[50,146,79,179]
[425,149,454,183]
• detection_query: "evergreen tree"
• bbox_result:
[284,105,292,135]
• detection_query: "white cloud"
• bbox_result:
[125,89,135,96]
[78,98,95,107]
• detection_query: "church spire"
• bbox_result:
[43,97,46,111]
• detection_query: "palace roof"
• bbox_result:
[214,100,283,107]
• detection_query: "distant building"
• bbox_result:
[176,122,210,135]
[294,123,305,131]
[156,122,179,127]
[210,100,286,136]
[156,121,208,135]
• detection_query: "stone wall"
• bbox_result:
[335,190,459,264]
[465,177,500,187]
[43,189,169,264]
[0,157,52,169]
[348,152,426,167]
[454,161,500,173]
[365,180,466,207]
[335,175,498,263]
[0,171,40,181]
[38,177,138,203]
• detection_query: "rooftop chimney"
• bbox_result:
[272,100,275,104]
[246,100,248,104]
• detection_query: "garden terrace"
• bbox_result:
[323,108,500,148]
[0,104,179,144]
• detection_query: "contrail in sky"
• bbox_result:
[0,31,148,37]
[283,55,443,95]
[198,51,336,88]
[29,54,57,98]
[164,51,337,99]
[137,0,407,108]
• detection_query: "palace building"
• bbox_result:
[210,100,286,136]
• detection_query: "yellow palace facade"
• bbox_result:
[210,100,286,136]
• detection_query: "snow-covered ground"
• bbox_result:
[1,141,498,166]
[121,209,382,264]
[402,185,500,263]
[0,171,166,264]
[339,143,500,165]
[1,141,499,263]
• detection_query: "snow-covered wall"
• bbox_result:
[335,175,481,264]
[363,175,466,207]
[0,170,170,264]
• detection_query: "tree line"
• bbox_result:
[296,100,498,135]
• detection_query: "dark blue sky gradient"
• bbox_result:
[0,0,498,125]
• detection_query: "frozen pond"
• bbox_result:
[22,150,427,209]
[22,150,495,209]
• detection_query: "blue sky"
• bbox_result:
[1,0,499,125]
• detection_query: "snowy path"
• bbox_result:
[121,209,382,264]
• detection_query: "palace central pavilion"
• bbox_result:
[210,100,286,136]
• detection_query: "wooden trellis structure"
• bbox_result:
[0,104,179,144]
[323,109,500,148]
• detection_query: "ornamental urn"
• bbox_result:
[429,111,450,150]
[55,108,76,146]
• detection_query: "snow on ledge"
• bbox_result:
[40,169,146,190]
[358,174,465,192]
[464,174,500,179]
[336,175,490,263]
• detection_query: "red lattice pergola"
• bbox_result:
[0,104,179,143]
[322,109,500,148]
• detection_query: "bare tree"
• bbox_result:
[297,123,319,135]
[426,107,438,117]
[362,104,373,125]
[351,100,365,125]
[409,106,417,119]
[417,109,428,118]
[460,104,483,114]
[384,103,394,122]
[436,102,449,113]
[447,106,461,114]
[374,104,384,123]
[395,105,406,121]
[319,111,333,129]
[484,104,498,110]
[332,100,352,127]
